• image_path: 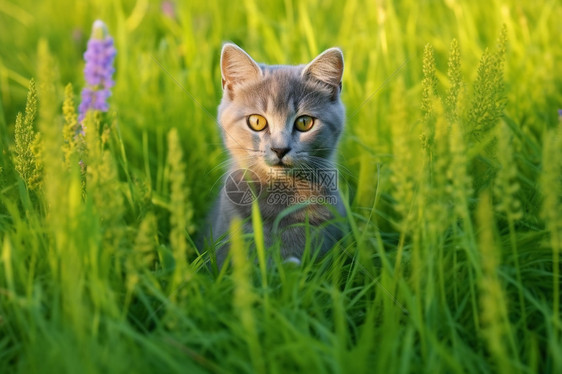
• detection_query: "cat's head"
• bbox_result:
[218,43,345,179]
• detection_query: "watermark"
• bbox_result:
[224,168,339,205]
[224,169,262,205]
[266,168,338,193]
[266,193,338,205]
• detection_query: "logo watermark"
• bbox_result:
[266,168,338,193]
[225,168,338,206]
[266,193,337,205]
[224,169,262,205]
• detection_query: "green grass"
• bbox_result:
[1,0,561,373]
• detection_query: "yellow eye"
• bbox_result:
[247,114,268,131]
[294,115,315,132]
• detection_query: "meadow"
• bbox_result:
[1,0,561,372]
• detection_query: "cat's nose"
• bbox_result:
[271,147,291,159]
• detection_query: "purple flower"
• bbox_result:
[78,20,116,129]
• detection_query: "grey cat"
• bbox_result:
[206,43,346,268]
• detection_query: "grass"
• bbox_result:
[1,0,561,372]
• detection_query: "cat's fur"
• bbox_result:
[206,43,346,268]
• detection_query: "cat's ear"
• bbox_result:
[302,48,344,94]
[220,43,262,92]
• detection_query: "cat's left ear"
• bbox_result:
[302,48,344,94]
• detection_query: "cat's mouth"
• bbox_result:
[269,159,295,169]
[263,154,302,169]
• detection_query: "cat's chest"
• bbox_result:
[256,190,333,225]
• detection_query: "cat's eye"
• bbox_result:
[294,115,315,132]
[247,114,268,131]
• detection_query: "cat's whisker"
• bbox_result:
[206,159,236,175]
[307,156,355,177]
[306,147,337,151]
[301,157,357,185]
[206,156,261,190]
[208,150,231,160]
[216,121,262,157]
[205,155,258,177]
[230,147,264,154]
[208,167,243,193]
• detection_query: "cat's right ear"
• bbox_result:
[220,43,261,93]
[302,48,344,97]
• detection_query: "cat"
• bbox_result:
[205,43,346,269]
